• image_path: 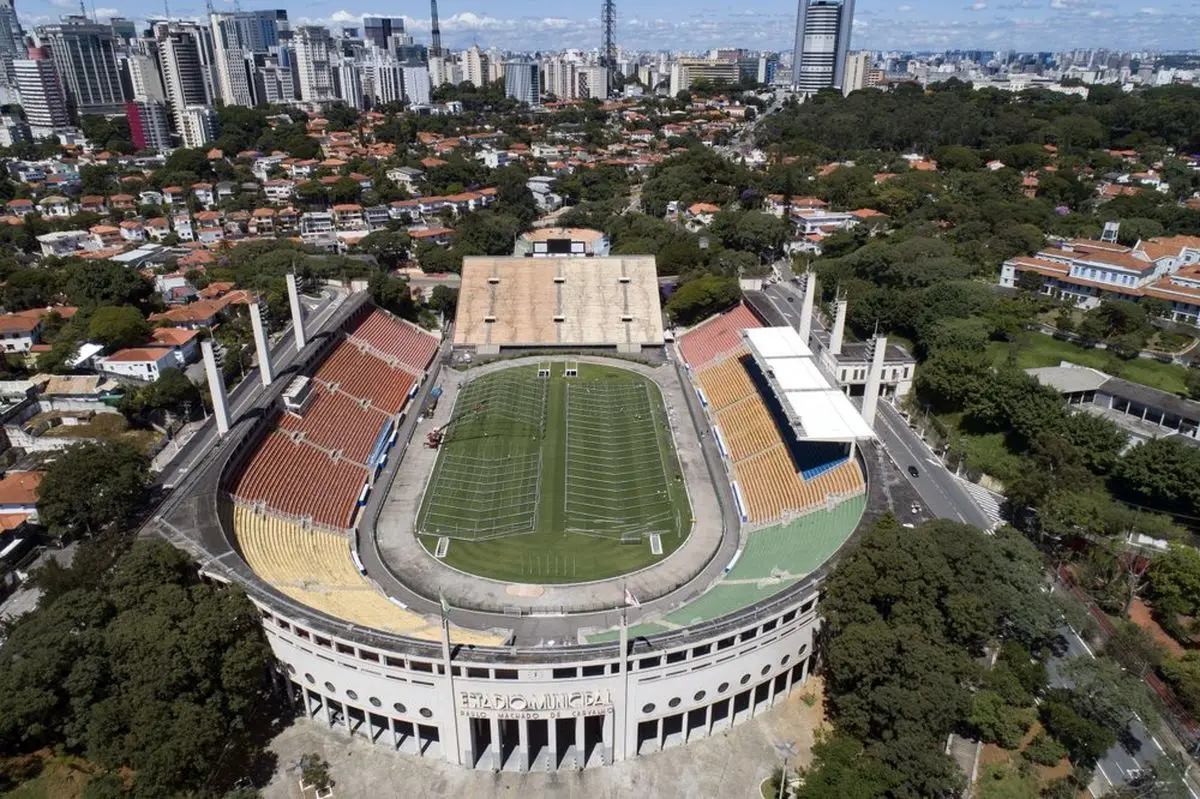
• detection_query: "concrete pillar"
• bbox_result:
[518,719,529,772]
[201,340,230,436]
[614,620,629,762]
[860,334,888,429]
[830,298,847,356]
[575,716,585,765]
[249,300,273,387]
[490,717,502,770]
[798,271,815,345]
[705,703,713,736]
[286,273,306,350]
[548,718,557,769]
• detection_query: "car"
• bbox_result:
[908,465,920,478]
[786,295,794,302]
[910,502,922,514]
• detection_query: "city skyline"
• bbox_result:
[10,0,1200,55]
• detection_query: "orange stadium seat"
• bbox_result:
[346,309,439,375]
[678,304,763,368]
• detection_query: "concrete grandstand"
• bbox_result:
[452,256,665,353]
[156,287,882,773]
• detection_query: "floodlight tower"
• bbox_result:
[601,0,616,98]
[430,0,442,57]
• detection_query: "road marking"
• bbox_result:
[1092,762,1114,795]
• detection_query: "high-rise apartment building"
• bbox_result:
[294,26,336,104]
[669,57,738,96]
[127,50,165,101]
[360,50,405,107]
[126,98,171,151]
[253,54,295,104]
[543,56,575,99]
[576,65,608,100]
[37,16,125,116]
[464,46,488,88]
[179,104,218,148]
[154,21,215,148]
[791,0,855,92]
[208,11,284,107]
[503,59,540,106]
[0,0,26,86]
[842,50,869,95]
[400,64,430,104]
[334,60,363,109]
[13,47,69,137]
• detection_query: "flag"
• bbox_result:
[624,587,640,608]
[439,592,450,615]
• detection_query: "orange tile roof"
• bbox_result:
[104,346,175,363]
[150,327,198,347]
[0,471,43,505]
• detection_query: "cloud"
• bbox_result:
[328,10,360,23]
[897,3,914,10]
[1139,5,1163,12]
[1087,9,1113,17]
[968,2,987,10]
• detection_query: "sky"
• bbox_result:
[15,0,1200,54]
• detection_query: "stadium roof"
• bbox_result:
[743,327,875,442]
[453,256,664,349]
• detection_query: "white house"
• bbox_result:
[96,347,177,381]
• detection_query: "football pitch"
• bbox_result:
[416,362,691,583]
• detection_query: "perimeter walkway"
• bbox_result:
[374,354,724,615]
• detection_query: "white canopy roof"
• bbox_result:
[742,326,875,442]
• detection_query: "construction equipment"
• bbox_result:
[424,400,485,449]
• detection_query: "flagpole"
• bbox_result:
[439,593,463,767]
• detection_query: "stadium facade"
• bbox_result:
[160,265,880,772]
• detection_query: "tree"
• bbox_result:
[1112,437,1200,513]
[354,229,410,269]
[66,261,153,309]
[1161,653,1200,718]
[36,441,149,542]
[664,274,740,326]
[428,285,458,315]
[299,753,333,791]
[1186,368,1200,401]
[0,538,271,797]
[1147,544,1200,619]
[87,306,150,351]
[368,272,418,322]
[1015,270,1044,293]
[1039,697,1116,767]
[1059,656,1156,733]
[967,690,1034,748]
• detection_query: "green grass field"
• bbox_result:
[416,363,691,583]
[986,333,1191,395]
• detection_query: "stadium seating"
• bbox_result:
[732,445,864,524]
[678,304,763,369]
[584,494,869,642]
[715,398,781,462]
[315,344,417,414]
[278,385,391,464]
[696,352,758,411]
[232,507,505,645]
[347,309,438,374]
[233,431,366,528]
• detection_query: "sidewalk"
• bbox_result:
[151,419,207,473]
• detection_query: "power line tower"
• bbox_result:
[601,0,616,97]
[429,0,442,57]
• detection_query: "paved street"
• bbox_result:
[753,280,994,531]
[156,287,346,488]
[1048,624,1192,798]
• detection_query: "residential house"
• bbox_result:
[139,190,164,207]
[386,166,423,194]
[145,217,170,241]
[685,202,721,227]
[36,196,76,217]
[249,208,276,236]
[149,326,200,365]
[192,183,215,208]
[118,220,145,242]
[264,179,295,203]
[37,230,92,257]
[89,225,121,248]
[96,347,177,381]
[108,193,135,211]
[162,186,186,205]
[172,212,194,242]
[0,307,76,353]
[80,195,107,213]
[332,204,365,230]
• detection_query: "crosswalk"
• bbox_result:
[952,475,1004,530]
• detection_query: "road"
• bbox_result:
[156,287,346,488]
[755,279,993,530]
[1049,624,1191,798]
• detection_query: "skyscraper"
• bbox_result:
[400,64,430,104]
[13,47,69,137]
[209,11,285,107]
[503,59,540,106]
[294,26,336,104]
[0,0,26,86]
[153,21,215,148]
[464,46,488,88]
[790,0,855,93]
[37,17,125,116]
[362,16,404,52]
[127,99,171,151]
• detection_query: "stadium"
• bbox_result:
[157,256,881,772]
